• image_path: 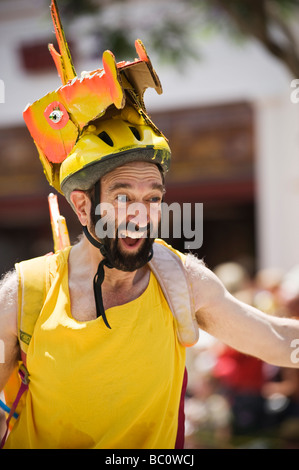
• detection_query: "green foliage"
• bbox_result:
[52,0,299,74]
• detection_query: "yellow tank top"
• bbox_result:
[4,247,186,449]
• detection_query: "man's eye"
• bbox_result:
[150,196,162,203]
[116,194,128,203]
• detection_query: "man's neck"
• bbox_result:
[69,233,148,291]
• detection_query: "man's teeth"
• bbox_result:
[119,230,146,239]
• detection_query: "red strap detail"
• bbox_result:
[0,364,29,449]
[175,367,188,449]
[20,350,27,367]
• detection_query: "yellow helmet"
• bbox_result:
[60,113,170,202]
[23,1,171,202]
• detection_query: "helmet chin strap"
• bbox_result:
[83,225,113,329]
[82,225,112,263]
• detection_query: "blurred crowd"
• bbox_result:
[184,260,299,449]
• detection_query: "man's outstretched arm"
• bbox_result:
[186,254,299,368]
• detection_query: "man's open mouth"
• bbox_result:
[118,229,147,249]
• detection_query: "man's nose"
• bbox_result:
[126,202,149,228]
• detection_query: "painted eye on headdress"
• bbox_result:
[44,101,69,130]
[49,109,64,123]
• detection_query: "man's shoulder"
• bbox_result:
[153,238,213,294]
[0,270,18,344]
[0,270,18,308]
[154,239,206,273]
[15,246,71,300]
[154,243,225,316]
[15,246,71,280]
[153,239,186,262]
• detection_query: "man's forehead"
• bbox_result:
[102,162,163,186]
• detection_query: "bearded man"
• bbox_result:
[1,1,299,449]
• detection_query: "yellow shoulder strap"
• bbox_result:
[15,253,57,355]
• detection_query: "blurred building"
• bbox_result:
[1,0,299,275]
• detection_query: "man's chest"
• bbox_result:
[68,272,150,322]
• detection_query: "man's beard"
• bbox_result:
[89,208,156,272]
[100,226,155,272]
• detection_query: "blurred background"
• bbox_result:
[1,0,299,449]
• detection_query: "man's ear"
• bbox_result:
[70,191,91,226]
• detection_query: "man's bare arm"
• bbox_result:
[185,254,299,368]
[0,270,20,391]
